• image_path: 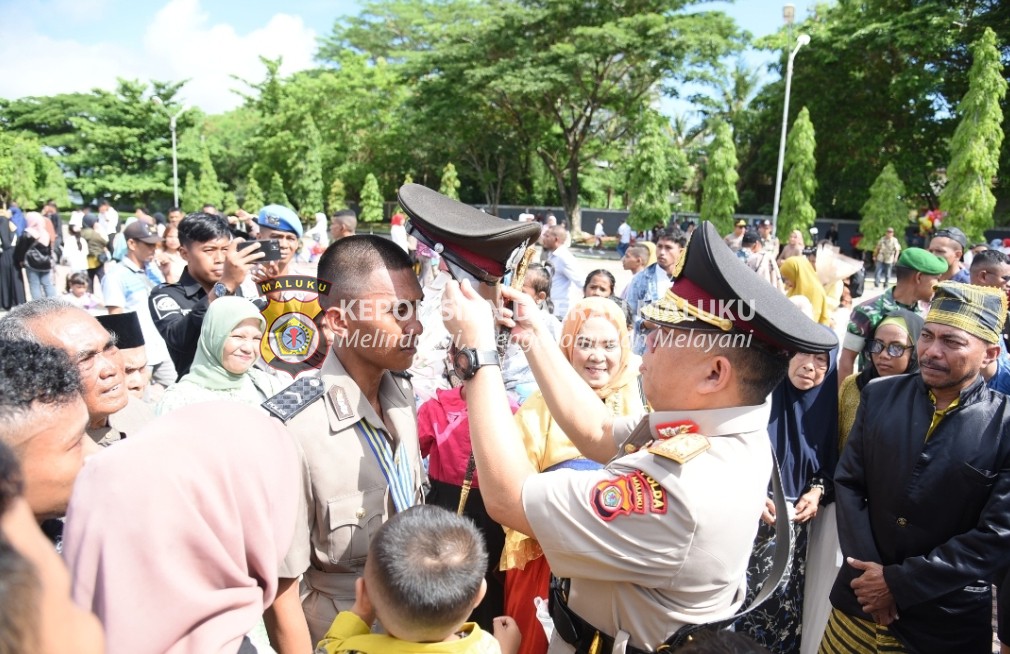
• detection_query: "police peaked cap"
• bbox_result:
[96,312,146,349]
[397,183,544,284]
[641,221,837,353]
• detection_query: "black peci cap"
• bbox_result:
[640,221,837,353]
[96,312,146,349]
[397,184,543,284]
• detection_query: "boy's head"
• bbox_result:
[364,505,487,642]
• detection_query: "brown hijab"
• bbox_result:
[63,401,299,654]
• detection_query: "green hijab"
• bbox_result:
[186,297,267,391]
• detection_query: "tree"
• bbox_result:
[267,171,289,206]
[626,112,672,232]
[196,140,225,210]
[327,178,346,213]
[940,27,1007,241]
[244,170,265,212]
[778,107,817,241]
[181,171,199,213]
[859,163,909,251]
[0,129,67,208]
[439,163,460,200]
[289,115,324,215]
[409,0,741,231]
[395,173,413,214]
[699,120,739,234]
[359,173,383,223]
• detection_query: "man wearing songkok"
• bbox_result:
[443,219,836,653]
[821,282,1010,654]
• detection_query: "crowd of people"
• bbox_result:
[2,185,1010,654]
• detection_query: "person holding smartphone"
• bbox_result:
[149,212,264,380]
[253,204,304,298]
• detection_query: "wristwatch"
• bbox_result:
[212,282,234,297]
[452,348,500,381]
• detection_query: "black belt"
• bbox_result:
[549,577,652,654]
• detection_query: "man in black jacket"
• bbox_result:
[822,281,1010,653]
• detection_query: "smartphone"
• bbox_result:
[238,239,283,262]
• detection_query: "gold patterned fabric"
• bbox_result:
[818,609,909,653]
[925,281,1008,344]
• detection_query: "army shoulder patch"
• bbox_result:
[590,471,666,522]
[262,376,325,422]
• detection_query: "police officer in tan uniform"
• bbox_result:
[261,235,425,650]
[441,218,837,653]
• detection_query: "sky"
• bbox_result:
[0,0,820,116]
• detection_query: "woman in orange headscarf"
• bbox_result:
[780,255,832,326]
[502,296,644,654]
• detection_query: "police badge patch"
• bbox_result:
[258,275,330,378]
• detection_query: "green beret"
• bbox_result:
[896,247,947,275]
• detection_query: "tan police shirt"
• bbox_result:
[87,396,155,447]
[523,402,773,653]
[276,351,425,643]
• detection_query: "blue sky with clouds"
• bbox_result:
[0,0,819,115]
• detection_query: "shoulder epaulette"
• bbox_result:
[262,376,326,423]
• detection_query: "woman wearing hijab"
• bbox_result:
[780,255,832,326]
[63,403,299,654]
[13,211,58,299]
[735,340,838,654]
[838,309,923,450]
[81,214,108,291]
[156,297,282,415]
[503,296,645,654]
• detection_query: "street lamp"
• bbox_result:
[771,31,811,236]
[151,96,190,208]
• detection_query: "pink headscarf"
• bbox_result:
[63,402,300,654]
[25,211,54,247]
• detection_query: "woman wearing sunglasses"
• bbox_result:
[838,309,924,451]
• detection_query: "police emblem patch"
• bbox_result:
[258,275,329,378]
[590,471,666,521]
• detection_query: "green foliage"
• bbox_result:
[289,115,324,215]
[181,171,199,213]
[223,191,240,216]
[778,107,817,241]
[267,171,289,205]
[243,170,265,212]
[0,129,67,207]
[859,163,909,250]
[327,178,346,213]
[359,173,383,223]
[940,27,1007,242]
[736,0,1009,218]
[196,140,225,210]
[700,121,739,233]
[626,112,672,232]
[395,173,412,214]
[439,163,460,200]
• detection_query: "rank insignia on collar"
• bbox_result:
[262,376,325,423]
[654,420,700,440]
[648,432,710,464]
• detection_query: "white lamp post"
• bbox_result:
[771,31,810,236]
[151,96,190,208]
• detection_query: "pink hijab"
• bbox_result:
[63,402,300,654]
[25,211,54,247]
